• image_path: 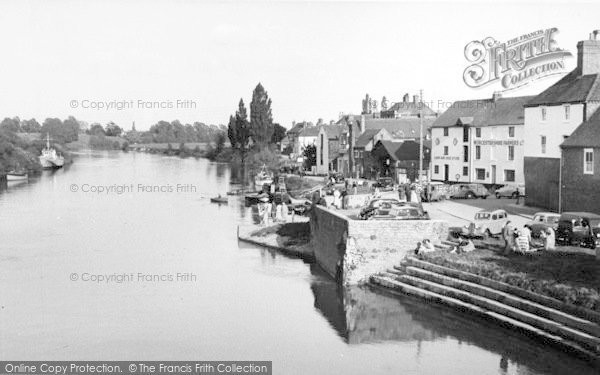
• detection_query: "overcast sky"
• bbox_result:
[1,0,599,130]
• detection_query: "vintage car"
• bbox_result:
[372,177,395,191]
[358,198,428,220]
[422,181,450,202]
[450,184,490,199]
[527,212,560,238]
[495,184,526,199]
[556,212,600,248]
[461,209,509,238]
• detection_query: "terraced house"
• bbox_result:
[524,32,600,210]
[430,93,532,185]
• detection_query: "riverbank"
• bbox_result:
[237,220,315,262]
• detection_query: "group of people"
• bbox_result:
[502,221,555,254]
[414,237,475,255]
[257,198,291,225]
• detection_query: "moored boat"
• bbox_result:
[6,171,28,181]
[210,195,228,204]
[39,134,65,169]
[254,164,273,186]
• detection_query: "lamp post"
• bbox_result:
[419,89,424,184]
[348,115,355,179]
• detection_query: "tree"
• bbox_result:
[0,117,21,133]
[302,144,317,171]
[89,123,106,136]
[271,123,286,144]
[227,98,251,163]
[20,118,41,133]
[105,121,123,137]
[249,83,273,149]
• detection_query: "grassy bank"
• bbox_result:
[420,249,600,312]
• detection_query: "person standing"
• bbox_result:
[333,189,341,209]
[410,186,419,203]
[502,220,513,254]
[543,227,555,251]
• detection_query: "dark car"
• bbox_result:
[556,212,600,248]
[359,198,429,220]
[373,177,394,191]
[450,184,489,199]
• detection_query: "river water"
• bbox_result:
[0,151,596,375]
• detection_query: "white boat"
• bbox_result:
[6,171,28,181]
[39,134,65,169]
[254,164,273,186]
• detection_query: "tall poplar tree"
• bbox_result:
[249,83,273,149]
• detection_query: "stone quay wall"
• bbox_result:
[310,206,449,284]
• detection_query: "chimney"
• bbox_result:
[360,115,366,134]
[577,31,600,76]
[492,91,502,101]
[403,93,409,103]
[413,95,419,103]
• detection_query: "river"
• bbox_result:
[0,150,596,375]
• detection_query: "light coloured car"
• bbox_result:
[461,209,509,238]
[495,184,525,199]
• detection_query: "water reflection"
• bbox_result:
[310,265,597,374]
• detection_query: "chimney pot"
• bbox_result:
[403,93,409,103]
[577,32,600,76]
[413,95,419,103]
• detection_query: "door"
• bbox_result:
[491,165,496,184]
[444,164,449,181]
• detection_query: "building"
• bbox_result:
[380,93,437,118]
[315,125,342,175]
[430,93,532,185]
[560,109,600,213]
[371,140,431,183]
[354,128,393,179]
[524,32,600,210]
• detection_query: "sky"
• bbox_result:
[1,0,600,130]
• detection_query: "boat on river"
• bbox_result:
[254,164,273,186]
[210,195,228,204]
[6,171,28,181]
[39,134,65,169]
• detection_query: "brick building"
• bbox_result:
[524,32,600,210]
[559,109,600,213]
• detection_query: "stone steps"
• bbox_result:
[370,274,600,364]
[403,265,600,338]
[395,273,600,353]
[401,257,600,326]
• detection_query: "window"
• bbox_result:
[541,136,546,154]
[444,146,448,156]
[475,128,481,138]
[475,145,481,160]
[443,127,449,136]
[476,168,486,180]
[463,126,469,142]
[463,145,469,162]
[541,107,547,121]
[319,134,324,165]
[434,165,439,174]
[584,148,594,174]
[565,105,570,120]
[354,150,360,159]
[504,169,515,182]
[462,166,468,176]
[508,126,515,137]
[508,145,514,161]
[341,133,347,146]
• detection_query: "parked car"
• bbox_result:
[556,212,600,248]
[451,184,490,199]
[495,184,525,199]
[373,177,395,191]
[358,198,429,220]
[422,181,450,202]
[461,209,509,238]
[527,212,560,238]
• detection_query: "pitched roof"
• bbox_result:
[526,70,600,107]
[319,124,343,139]
[287,123,305,135]
[377,140,403,159]
[365,117,435,138]
[298,126,320,137]
[431,96,533,128]
[561,108,600,148]
[355,129,381,148]
[395,140,431,161]
[383,101,437,117]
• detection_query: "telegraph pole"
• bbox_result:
[348,115,354,179]
[418,89,424,183]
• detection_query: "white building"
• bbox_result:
[431,93,532,185]
[523,32,600,210]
